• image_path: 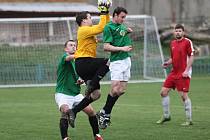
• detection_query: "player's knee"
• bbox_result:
[87,111,95,117]
[87,110,96,117]
[160,89,168,97]
[181,93,189,101]
[83,106,96,116]
[111,89,119,96]
[112,86,125,96]
[90,90,101,101]
[60,104,69,114]
[61,112,68,119]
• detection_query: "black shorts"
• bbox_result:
[75,57,108,87]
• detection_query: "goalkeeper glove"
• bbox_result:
[98,0,112,14]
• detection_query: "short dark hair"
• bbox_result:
[64,40,74,48]
[175,24,184,31]
[76,11,90,26]
[113,7,128,17]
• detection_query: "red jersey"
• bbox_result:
[170,37,194,78]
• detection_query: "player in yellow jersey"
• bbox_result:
[68,0,112,129]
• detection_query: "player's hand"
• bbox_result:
[76,79,84,85]
[98,0,112,14]
[162,62,169,68]
[121,46,133,52]
[182,70,189,78]
[127,27,133,33]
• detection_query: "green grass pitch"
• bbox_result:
[0,77,210,140]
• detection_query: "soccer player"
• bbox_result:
[68,1,111,128]
[55,40,103,140]
[156,24,194,126]
[97,7,133,129]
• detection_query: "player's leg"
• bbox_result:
[102,58,130,114]
[75,57,109,95]
[96,80,120,129]
[83,105,103,140]
[98,58,130,129]
[97,81,128,129]
[102,81,126,114]
[75,57,97,95]
[68,59,99,127]
[68,90,101,128]
[156,87,171,124]
[70,90,101,120]
[177,78,193,126]
[179,92,193,126]
[55,93,73,140]
[60,105,70,140]
[85,58,109,95]
[156,74,175,124]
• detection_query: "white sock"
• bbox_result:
[162,96,170,118]
[184,98,192,121]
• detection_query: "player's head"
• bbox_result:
[174,24,185,40]
[76,11,92,26]
[64,40,77,54]
[112,7,128,24]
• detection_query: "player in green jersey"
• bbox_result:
[55,40,103,140]
[97,7,133,129]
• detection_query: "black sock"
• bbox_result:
[72,96,93,113]
[103,94,119,114]
[89,116,99,136]
[91,65,109,87]
[60,118,68,139]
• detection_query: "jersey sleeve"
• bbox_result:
[103,25,113,43]
[106,14,110,24]
[80,14,108,38]
[61,53,68,65]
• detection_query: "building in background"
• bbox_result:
[0,0,99,44]
[0,0,209,25]
[88,0,210,27]
[0,0,98,18]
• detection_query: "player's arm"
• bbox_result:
[65,54,74,61]
[127,27,133,33]
[163,41,173,68]
[186,55,194,71]
[103,25,132,52]
[162,58,172,68]
[182,55,194,77]
[104,43,132,52]
[82,14,109,38]
[106,14,110,23]
[182,39,195,77]
[82,0,111,38]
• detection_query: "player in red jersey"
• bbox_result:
[156,24,194,126]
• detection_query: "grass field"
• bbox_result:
[0,77,210,140]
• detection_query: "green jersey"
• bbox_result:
[55,53,80,96]
[103,21,132,62]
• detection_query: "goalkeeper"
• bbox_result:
[68,0,111,128]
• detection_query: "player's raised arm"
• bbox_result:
[81,0,111,37]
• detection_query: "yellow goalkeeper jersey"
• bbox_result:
[74,14,110,58]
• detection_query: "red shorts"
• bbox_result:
[163,73,190,92]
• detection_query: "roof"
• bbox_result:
[0,2,99,18]
[0,2,99,12]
